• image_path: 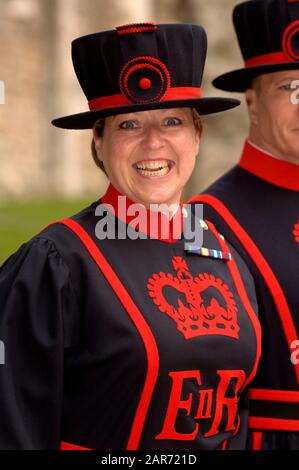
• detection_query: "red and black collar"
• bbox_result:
[239,140,299,191]
[101,183,184,243]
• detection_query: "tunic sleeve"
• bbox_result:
[0,236,75,449]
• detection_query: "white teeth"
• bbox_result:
[137,166,170,177]
[136,160,170,170]
[134,160,173,177]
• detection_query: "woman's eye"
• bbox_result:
[119,120,137,129]
[165,117,181,126]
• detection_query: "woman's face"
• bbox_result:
[93,108,200,207]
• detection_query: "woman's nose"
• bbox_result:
[143,125,165,149]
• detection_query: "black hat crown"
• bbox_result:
[52,23,239,129]
[73,23,205,110]
[213,0,299,92]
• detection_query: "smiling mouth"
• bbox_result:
[134,159,174,177]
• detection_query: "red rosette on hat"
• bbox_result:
[213,0,299,92]
[282,20,299,61]
[293,220,299,244]
[119,56,171,104]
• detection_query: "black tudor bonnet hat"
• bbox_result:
[213,0,299,92]
[52,22,240,129]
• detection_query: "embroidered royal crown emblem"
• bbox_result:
[147,256,239,340]
[293,220,299,244]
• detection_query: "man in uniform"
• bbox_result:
[190,0,299,449]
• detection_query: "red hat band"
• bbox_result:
[88,87,202,111]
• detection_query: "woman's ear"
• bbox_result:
[194,124,202,154]
[195,132,200,156]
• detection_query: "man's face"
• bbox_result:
[246,69,299,164]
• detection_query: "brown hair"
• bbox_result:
[91,108,203,175]
[91,118,106,174]
[250,75,263,94]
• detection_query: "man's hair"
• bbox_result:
[249,75,262,94]
[91,108,203,176]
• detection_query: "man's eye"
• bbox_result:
[119,121,137,129]
[165,117,181,126]
[279,84,292,91]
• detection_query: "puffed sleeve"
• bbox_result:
[0,236,76,449]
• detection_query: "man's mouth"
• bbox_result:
[134,159,174,177]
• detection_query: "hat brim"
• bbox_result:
[51,97,240,129]
[213,62,299,92]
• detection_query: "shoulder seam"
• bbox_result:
[35,233,81,313]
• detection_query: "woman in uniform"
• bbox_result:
[0,22,261,450]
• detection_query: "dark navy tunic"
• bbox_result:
[0,183,260,450]
[191,140,299,450]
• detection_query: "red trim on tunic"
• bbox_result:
[60,441,91,450]
[207,221,262,391]
[88,87,202,110]
[189,195,299,387]
[249,388,299,402]
[239,140,299,191]
[245,51,294,67]
[101,183,184,243]
[207,222,261,447]
[220,439,228,450]
[55,218,160,451]
[251,431,263,450]
[249,417,299,431]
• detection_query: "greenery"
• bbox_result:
[0,197,97,265]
